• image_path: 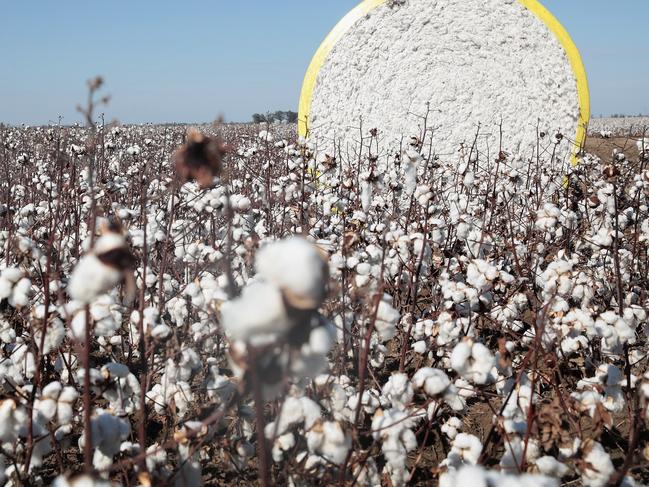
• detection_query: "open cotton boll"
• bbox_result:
[51,475,113,487]
[371,407,423,486]
[0,268,33,307]
[308,323,335,355]
[381,373,414,408]
[441,417,463,440]
[535,456,569,478]
[374,293,400,342]
[32,315,65,354]
[68,254,123,303]
[348,389,381,416]
[500,437,539,471]
[69,296,122,341]
[579,441,614,487]
[0,399,28,442]
[68,231,135,303]
[440,466,559,487]
[255,236,327,310]
[306,420,351,465]
[221,281,290,346]
[80,410,131,470]
[451,340,496,385]
[265,395,322,443]
[402,149,421,197]
[442,433,483,468]
[413,367,451,396]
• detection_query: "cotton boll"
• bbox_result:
[145,443,168,473]
[500,437,539,471]
[535,456,569,478]
[152,323,172,339]
[68,254,123,303]
[451,340,495,385]
[361,180,373,212]
[70,296,123,341]
[402,149,421,197]
[306,420,351,465]
[0,399,27,442]
[372,407,423,486]
[348,389,381,416]
[439,466,487,487]
[79,410,131,470]
[51,474,113,487]
[34,396,58,422]
[412,340,427,354]
[265,396,313,438]
[270,432,296,462]
[536,203,561,231]
[441,417,463,440]
[443,433,483,468]
[237,196,252,211]
[176,427,203,486]
[57,387,79,425]
[579,441,614,487]
[33,315,65,354]
[68,231,134,303]
[255,237,327,310]
[413,367,450,396]
[205,367,237,404]
[381,373,414,408]
[308,323,335,355]
[221,282,290,346]
[440,466,559,487]
[374,293,400,341]
[0,268,33,308]
[10,277,32,307]
[353,457,382,487]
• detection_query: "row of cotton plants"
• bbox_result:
[589,117,649,137]
[0,114,649,486]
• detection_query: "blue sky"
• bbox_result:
[1,0,647,125]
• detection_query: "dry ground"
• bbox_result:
[584,135,643,163]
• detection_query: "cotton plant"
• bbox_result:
[2,120,649,485]
[98,362,142,415]
[146,358,195,418]
[222,236,335,397]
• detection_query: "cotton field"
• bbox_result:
[589,117,649,138]
[1,115,649,487]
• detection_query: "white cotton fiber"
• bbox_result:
[309,0,581,162]
[221,281,290,345]
[68,255,122,304]
[255,237,326,309]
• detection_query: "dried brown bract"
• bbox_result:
[173,128,228,189]
[603,164,619,180]
[321,154,337,170]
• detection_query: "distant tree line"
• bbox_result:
[251,111,298,124]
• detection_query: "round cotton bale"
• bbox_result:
[299,0,590,164]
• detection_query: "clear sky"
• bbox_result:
[1,0,647,125]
